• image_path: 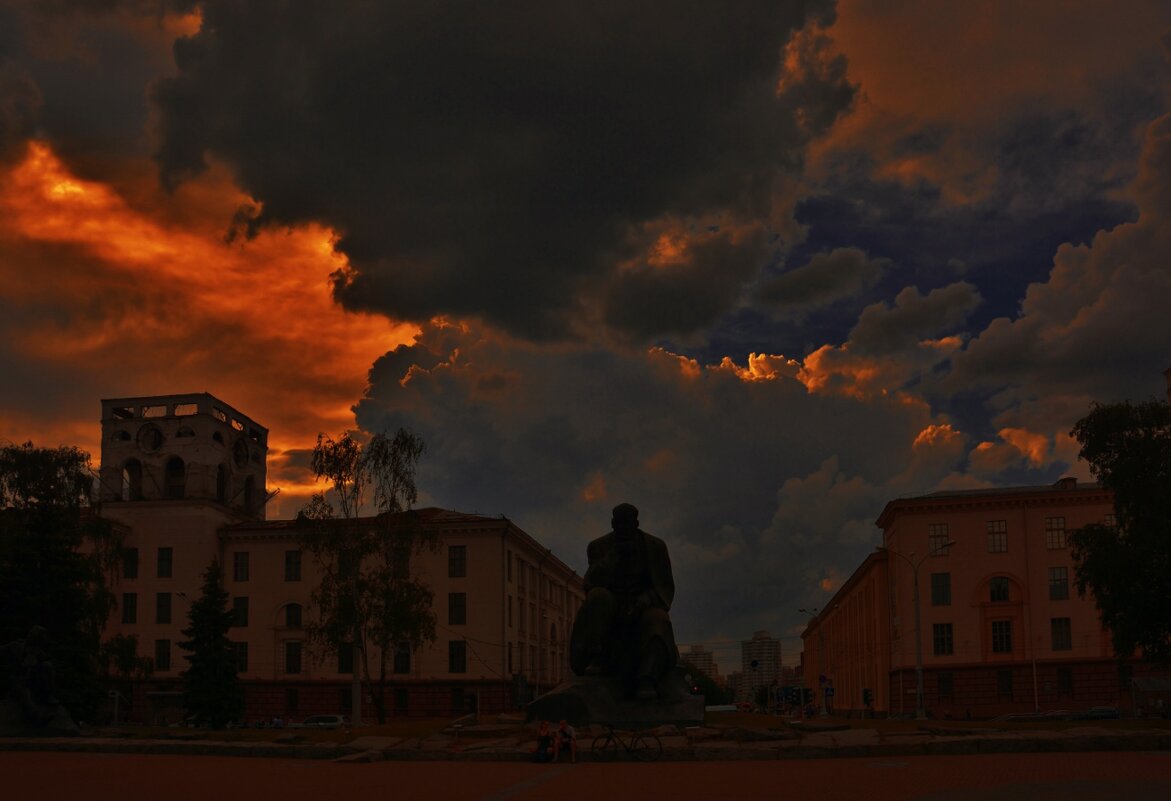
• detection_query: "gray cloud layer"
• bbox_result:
[151,0,854,341]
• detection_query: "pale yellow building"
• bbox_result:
[96,393,584,722]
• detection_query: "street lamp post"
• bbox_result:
[880,542,955,721]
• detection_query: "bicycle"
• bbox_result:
[590,724,663,762]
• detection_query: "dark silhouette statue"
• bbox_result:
[569,503,679,699]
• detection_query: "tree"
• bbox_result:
[178,559,243,727]
[301,428,436,723]
[0,442,122,721]
[1069,399,1171,664]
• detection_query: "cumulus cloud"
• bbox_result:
[758,246,888,311]
[949,112,1171,432]
[350,317,970,642]
[150,1,856,342]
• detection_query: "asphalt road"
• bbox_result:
[5,751,1170,801]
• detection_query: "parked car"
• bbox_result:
[295,714,349,729]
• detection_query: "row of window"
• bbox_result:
[928,519,1074,555]
[931,617,1074,656]
[929,567,1070,606]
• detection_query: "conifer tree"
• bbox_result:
[178,559,243,727]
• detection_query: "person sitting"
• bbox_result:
[532,720,554,762]
[553,719,577,763]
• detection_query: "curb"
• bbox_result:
[2,731,1170,762]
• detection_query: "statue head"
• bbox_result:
[611,503,639,531]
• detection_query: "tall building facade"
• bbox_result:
[682,644,718,682]
[738,630,781,703]
[96,393,584,723]
[803,479,1169,718]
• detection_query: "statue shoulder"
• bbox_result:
[586,533,613,558]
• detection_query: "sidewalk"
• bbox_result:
[3,721,1170,762]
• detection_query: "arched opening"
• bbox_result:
[216,464,228,504]
[164,457,186,499]
[122,459,143,501]
[243,475,255,514]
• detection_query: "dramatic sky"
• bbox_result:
[2,1,1170,672]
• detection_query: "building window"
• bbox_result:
[449,592,466,626]
[1045,517,1067,549]
[997,668,1013,700]
[507,551,512,582]
[448,545,466,578]
[937,672,954,702]
[122,547,138,579]
[232,596,249,627]
[986,520,1008,553]
[156,592,171,625]
[164,457,185,499]
[154,639,170,671]
[518,600,526,634]
[449,640,467,673]
[285,603,302,628]
[284,550,301,582]
[930,573,951,606]
[285,688,299,714]
[121,592,137,624]
[928,523,951,555]
[338,643,354,674]
[394,688,408,714]
[1048,567,1069,600]
[157,546,173,578]
[1050,617,1072,651]
[992,620,1013,653]
[232,642,248,673]
[1103,513,1117,529]
[989,576,1010,602]
[517,559,526,592]
[933,623,954,656]
[393,642,411,674]
[233,551,250,582]
[285,641,302,674]
[1057,666,1074,698]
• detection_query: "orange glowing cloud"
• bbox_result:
[912,423,961,450]
[0,142,416,515]
[580,471,607,503]
[997,427,1050,467]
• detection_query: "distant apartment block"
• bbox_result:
[682,644,718,682]
[738,630,781,702]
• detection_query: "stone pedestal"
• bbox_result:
[526,668,704,727]
[0,698,80,737]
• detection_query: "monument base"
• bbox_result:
[0,698,80,737]
[526,668,704,728]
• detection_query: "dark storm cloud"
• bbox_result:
[151,0,855,341]
[0,0,190,182]
[0,6,40,163]
[758,246,887,310]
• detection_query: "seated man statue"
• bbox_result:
[569,503,679,700]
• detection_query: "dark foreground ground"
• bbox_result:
[6,751,1170,801]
